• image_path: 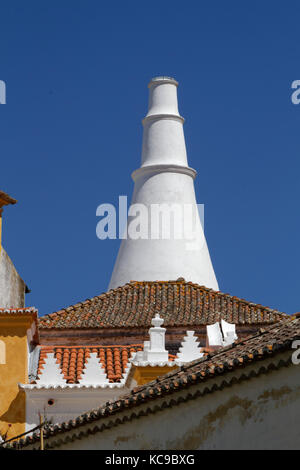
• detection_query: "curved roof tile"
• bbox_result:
[39,280,287,330]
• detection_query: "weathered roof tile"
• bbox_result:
[36,344,143,383]
[39,281,287,330]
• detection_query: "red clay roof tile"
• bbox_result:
[39,281,287,330]
[36,344,144,383]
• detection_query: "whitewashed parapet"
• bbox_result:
[37,353,66,386]
[79,353,109,385]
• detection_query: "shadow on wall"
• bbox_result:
[0,390,26,440]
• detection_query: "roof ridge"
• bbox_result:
[40,281,287,322]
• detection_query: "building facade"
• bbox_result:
[0,78,299,449]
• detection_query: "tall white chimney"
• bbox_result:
[108,77,219,291]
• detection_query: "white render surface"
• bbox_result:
[22,356,136,431]
[23,386,131,432]
[176,331,204,365]
[0,248,26,308]
[36,353,66,386]
[79,353,109,385]
[40,352,300,450]
[108,77,218,291]
[22,354,137,431]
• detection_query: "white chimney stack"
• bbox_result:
[108,77,219,291]
[141,77,187,168]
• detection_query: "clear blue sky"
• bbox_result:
[1,1,299,316]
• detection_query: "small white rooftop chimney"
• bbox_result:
[131,314,173,366]
[108,77,219,291]
[147,313,169,363]
[207,320,238,348]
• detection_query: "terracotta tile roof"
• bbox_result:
[39,280,287,330]
[36,345,177,384]
[0,190,17,207]
[36,344,144,383]
[10,315,300,449]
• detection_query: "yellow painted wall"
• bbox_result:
[132,365,179,385]
[0,317,31,441]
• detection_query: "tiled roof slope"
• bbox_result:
[37,345,143,383]
[10,315,300,449]
[39,280,287,330]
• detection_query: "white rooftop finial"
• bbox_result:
[151,313,164,328]
[37,353,66,386]
[147,314,168,362]
[131,314,170,365]
[176,331,204,365]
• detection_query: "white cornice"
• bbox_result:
[130,360,176,368]
[19,382,125,391]
[132,164,197,182]
[148,77,179,88]
[142,113,185,125]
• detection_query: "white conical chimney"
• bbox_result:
[108,77,218,291]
